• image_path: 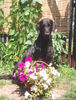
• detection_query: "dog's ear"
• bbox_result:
[52,22,56,32]
[36,22,40,34]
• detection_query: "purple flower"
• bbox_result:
[40,62,44,69]
[19,74,28,82]
[19,62,25,68]
[25,56,32,62]
[35,64,39,72]
[17,70,24,75]
[12,73,16,78]
[28,71,34,74]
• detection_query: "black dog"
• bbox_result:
[13,18,55,73]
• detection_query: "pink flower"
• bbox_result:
[12,73,16,78]
[19,62,25,68]
[40,62,44,69]
[35,64,39,72]
[25,56,32,62]
[19,74,28,82]
[17,70,24,75]
[28,71,34,74]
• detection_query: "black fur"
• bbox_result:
[13,18,55,73]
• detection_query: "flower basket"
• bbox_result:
[13,56,60,99]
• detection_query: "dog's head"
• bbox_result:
[36,18,56,38]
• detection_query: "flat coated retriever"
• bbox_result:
[13,18,56,74]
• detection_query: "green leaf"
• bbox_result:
[9,29,15,35]
[18,38,23,44]
[21,0,27,4]
[0,19,4,24]
[25,40,32,45]
[33,0,43,4]
[24,10,29,15]
[0,0,4,4]
[0,9,4,17]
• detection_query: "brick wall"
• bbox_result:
[41,0,72,35]
[0,0,11,33]
[0,0,72,35]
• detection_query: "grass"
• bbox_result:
[0,61,13,75]
[0,80,7,86]
[0,80,12,86]
[0,95,15,100]
[54,65,76,100]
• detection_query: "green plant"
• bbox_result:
[0,0,42,73]
[0,9,4,33]
[0,0,4,4]
[0,95,15,100]
[0,0,4,33]
[54,65,76,100]
[0,80,6,86]
[52,32,67,66]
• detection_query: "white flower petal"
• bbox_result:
[43,84,48,90]
[30,73,37,80]
[39,70,47,77]
[43,74,48,81]
[31,85,38,93]
[46,79,51,85]
[25,61,30,68]
[24,91,30,99]
[48,63,52,67]
[52,69,60,77]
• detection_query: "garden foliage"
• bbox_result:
[0,0,42,71]
[52,32,66,66]
[0,0,4,33]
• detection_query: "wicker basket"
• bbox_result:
[33,60,49,67]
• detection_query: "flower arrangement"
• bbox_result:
[13,56,60,100]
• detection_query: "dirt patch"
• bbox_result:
[0,84,25,100]
[72,81,76,86]
[52,88,67,99]
[0,84,67,100]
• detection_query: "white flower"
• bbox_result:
[40,79,44,82]
[49,66,54,70]
[25,68,33,73]
[43,74,48,81]
[39,70,46,77]
[39,70,48,81]
[51,93,55,99]
[27,69,33,73]
[46,79,51,85]
[31,85,38,93]
[34,68,36,73]
[52,69,60,77]
[43,84,48,90]
[48,63,52,67]
[24,91,30,99]
[30,73,37,80]
[25,61,30,68]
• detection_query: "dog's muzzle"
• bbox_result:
[44,32,50,36]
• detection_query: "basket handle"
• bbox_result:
[34,60,49,67]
